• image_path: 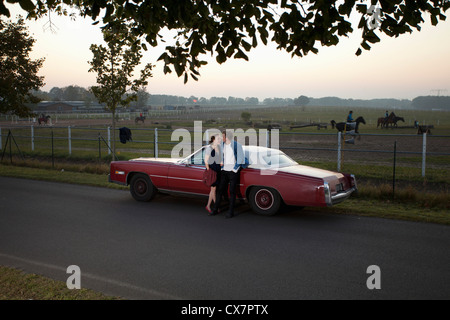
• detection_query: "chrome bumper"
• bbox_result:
[331,186,358,205]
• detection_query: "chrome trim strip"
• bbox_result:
[166,176,203,182]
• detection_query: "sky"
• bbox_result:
[6,4,450,101]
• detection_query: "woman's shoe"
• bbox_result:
[205,206,212,213]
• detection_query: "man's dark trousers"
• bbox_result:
[214,170,239,217]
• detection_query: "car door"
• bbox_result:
[167,147,210,195]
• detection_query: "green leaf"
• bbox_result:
[241,39,252,51]
[361,41,371,50]
[356,4,367,14]
[430,14,438,26]
[190,73,198,81]
[0,2,10,17]
[19,0,35,11]
[163,65,172,74]
[234,49,248,61]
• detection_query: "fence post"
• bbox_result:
[422,132,427,177]
[393,141,397,199]
[31,125,34,151]
[98,133,101,160]
[337,132,341,171]
[51,129,54,168]
[68,126,72,155]
[155,128,159,158]
[107,126,111,155]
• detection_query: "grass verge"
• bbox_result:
[0,266,119,300]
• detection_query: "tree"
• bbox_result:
[1,1,448,83]
[294,95,310,106]
[49,87,63,101]
[0,17,45,116]
[88,28,153,156]
[241,112,252,123]
[245,97,259,105]
[129,87,150,110]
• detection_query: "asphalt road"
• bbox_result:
[0,176,449,300]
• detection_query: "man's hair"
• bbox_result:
[222,129,233,140]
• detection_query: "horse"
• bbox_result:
[135,116,145,124]
[330,116,366,134]
[380,112,404,128]
[386,116,404,128]
[417,125,431,135]
[377,117,387,128]
[38,115,51,125]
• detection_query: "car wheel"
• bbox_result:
[130,173,156,202]
[249,187,281,216]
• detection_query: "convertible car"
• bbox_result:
[109,146,357,216]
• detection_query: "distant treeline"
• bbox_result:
[33,86,450,110]
[411,96,450,110]
[308,96,450,110]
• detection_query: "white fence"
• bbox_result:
[1,125,449,178]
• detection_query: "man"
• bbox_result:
[210,129,245,219]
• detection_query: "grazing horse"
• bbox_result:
[330,116,366,134]
[135,116,145,124]
[38,115,51,125]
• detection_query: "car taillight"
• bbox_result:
[350,174,357,188]
[324,182,332,206]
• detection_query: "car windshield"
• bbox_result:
[178,147,206,165]
[178,147,297,169]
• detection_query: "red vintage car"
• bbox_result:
[109,146,357,216]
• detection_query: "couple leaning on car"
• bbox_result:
[204,130,246,219]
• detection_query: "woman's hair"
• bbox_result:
[209,135,216,144]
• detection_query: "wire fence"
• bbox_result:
[1,125,449,179]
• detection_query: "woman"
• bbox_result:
[204,134,222,213]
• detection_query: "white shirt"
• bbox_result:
[222,143,235,172]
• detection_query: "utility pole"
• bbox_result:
[430,89,448,96]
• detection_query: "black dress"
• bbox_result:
[209,148,221,187]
